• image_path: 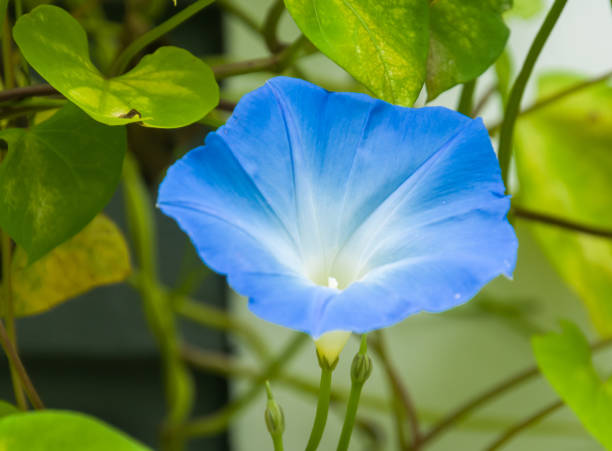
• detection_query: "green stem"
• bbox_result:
[456,79,476,116]
[13,0,22,19]
[336,335,369,451]
[122,154,193,451]
[174,296,270,361]
[0,99,66,121]
[13,0,29,85]
[177,333,307,438]
[181,344,390,412]
[0,0,7,32]
[2,4,14,91]
[262,0,285,52]
[0,320,43,409]
[0,84,58,102]
[217,0,260,35]
[212,34,310,79]
[271,433,284,451]
[1,231,26,410]
[419,367,537,447]
[471,84,498,117]
[488,69,612,135]
[484,400,563,451]
[110,0,216,76]
[181,344,590,437]
[305,366,333,451]
[372,331,419,450]
[497,0,568,188]
[129,272,269,361]
[419,337,612,447]
[512,205,612,239]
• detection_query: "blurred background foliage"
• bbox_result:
[0,0,610,450]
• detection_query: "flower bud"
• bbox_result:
[351,352,372,385]
[264,382,285,438]
[315,330,351,370]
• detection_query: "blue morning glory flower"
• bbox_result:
[158,76,517,345]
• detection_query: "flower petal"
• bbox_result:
[159,76,517,337]
[318,209,517,334]
[158,136,302,291]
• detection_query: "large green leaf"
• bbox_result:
[284,0,508,105]
[426,0,510,100]
[0,410,152,451]
[532,322,612,449]
[3,215,131,317]
[13,5,219,128]
[0,104,126,261]
[515,73,612,334]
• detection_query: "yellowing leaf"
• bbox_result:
[515,73,612,334]
[3,215,131,317]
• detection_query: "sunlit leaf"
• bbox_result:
[0,104,126,261]
[0,410,152,451]
[284,0,429,106]
[2,215,131,317]
[515,73,612,334]
[532,322,612,449]
[284,0,509,104]
[13,5,219,128]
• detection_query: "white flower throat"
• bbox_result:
[327,277,339,289]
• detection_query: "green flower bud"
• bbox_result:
[264,382,285,438]
[351,353,372,385]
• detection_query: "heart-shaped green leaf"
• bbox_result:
[13,5,219,128]
[515,73,612,334]
[0,410,152,451]
[0,104,126,261]
[2,215,131,317]
[284,0,509,105]
[532,322,612,449]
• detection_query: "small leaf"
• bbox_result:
[515,73,612,333]
[3,215,131,317]
[532,322,612,449]
[284,0,429,106]
[426,0,510,100]
[284,0,509,104]
[0,410,152,451]
[13,5,219,128]
[0,104,126,261]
